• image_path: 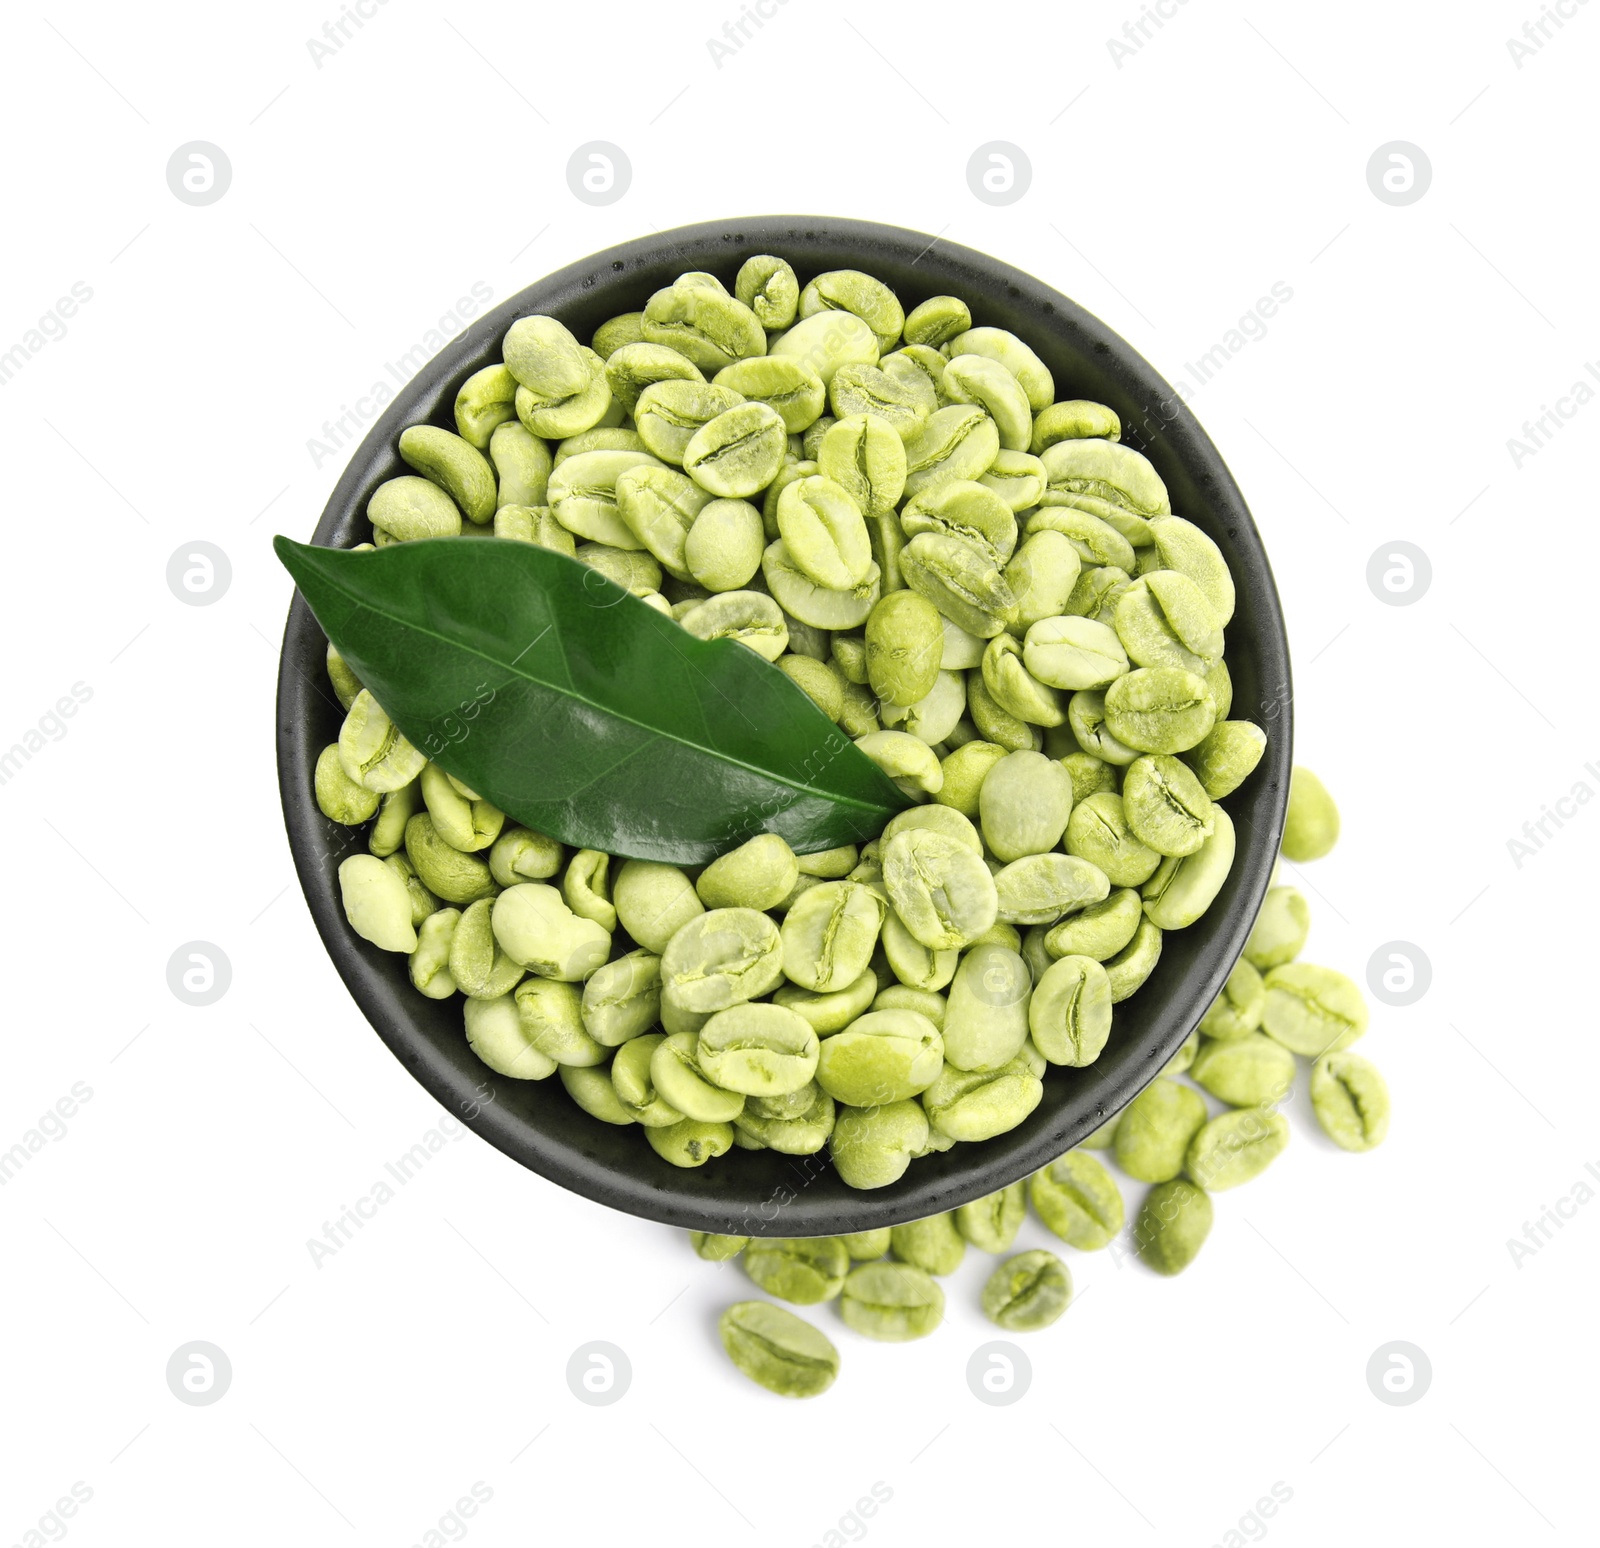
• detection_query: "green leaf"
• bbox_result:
[275,536,912,864]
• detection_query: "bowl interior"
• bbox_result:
[276,216,1291,1234]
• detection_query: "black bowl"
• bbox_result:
[276,216,1291,1235]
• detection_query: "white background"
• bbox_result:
[3,2,1597,1544]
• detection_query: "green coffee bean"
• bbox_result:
[780,880,884,992]
[947,327,1053,412]
[1045,888,1142,962]
[1186,1109,1289,1190]
[1135,1179,1213,1275]
[743,1236,849,1304]
[646,1117,733,1167]
[1030,1152,1124,1249]
[872,984,946,1026]
[368,475,462,542]
[454,363,518,449]
[560,1063,636,1125]
[338,855,418,952]
[492,883,611,980]
[982,1250,1072,1331]
[993,854,1110,926]
[839,1261,944,1341]
[890,1213,965,1275]
[968,675,1043,753]
[464,992,556,1080]
[385,851,440,926]
[1031,400,1120,453]
[829,1099,928,1188]
[865,590,942,707]
[548,448,664,548]
[1066,792,1161,887]
[580,949,661,1046]
[696,1003,819,1096]
[1190,1033,1295,1108]
[934,740,1007,818]
[733,1081,835,1154]
[1149,516,1234,625]
[817,412,906,522]
[978,749,1073,862]
[735,255,800,329]
[316,744,380,825]
[614,860,704,954]
[691,1232,748,1261]
[695,834,798,912]
[840,1228,892,1259]
[761,537,881,630]
[1059,750,1116,805]
[773,968,878,1034]
[1103,667,1216,755]
[880,911,958,991]
[339,690,427,794]
[487,827,561,887]
[405,813,496,904]
[1283,767,1340,860]
[1142,809,1236,930]
[921,1056,1043,1142]
[448,896,524,998]
[1029,955,1113,1066]
[940,945,1032,1072]
[421,762,503,852]
[719,1301,838,1397]
[982,634,1064,727]
[642,280,765,371]
[953,1183,1026,1253]
[1122,755,1214,858]
[660,907,785,1014]
[683,402,789,499]
[1184,721,1267,800]
[815,1009,943,1106]
[1310,1051,1390,1151]
[1163,1030,1200,1076]
[769,309,879,386]
[1244,886,1311,970]
[1104,917,1163,1002]
[409,908,459,998]
[1067,690,1139,766]
[682,498,764,592]
[1198,958,1266,1040]
[1114,1078,1208,1183]
[649,1032,746,1122]
[903,295,970,348]
[610,1034,684,1126]
[1261,962,1368,1055]
[882,828,999,950]
[398,425,497,524]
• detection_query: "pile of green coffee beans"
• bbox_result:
[317,257,1272,1191]
[706,769,1393,1398]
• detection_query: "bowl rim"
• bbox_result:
[275,214,1292,1235]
